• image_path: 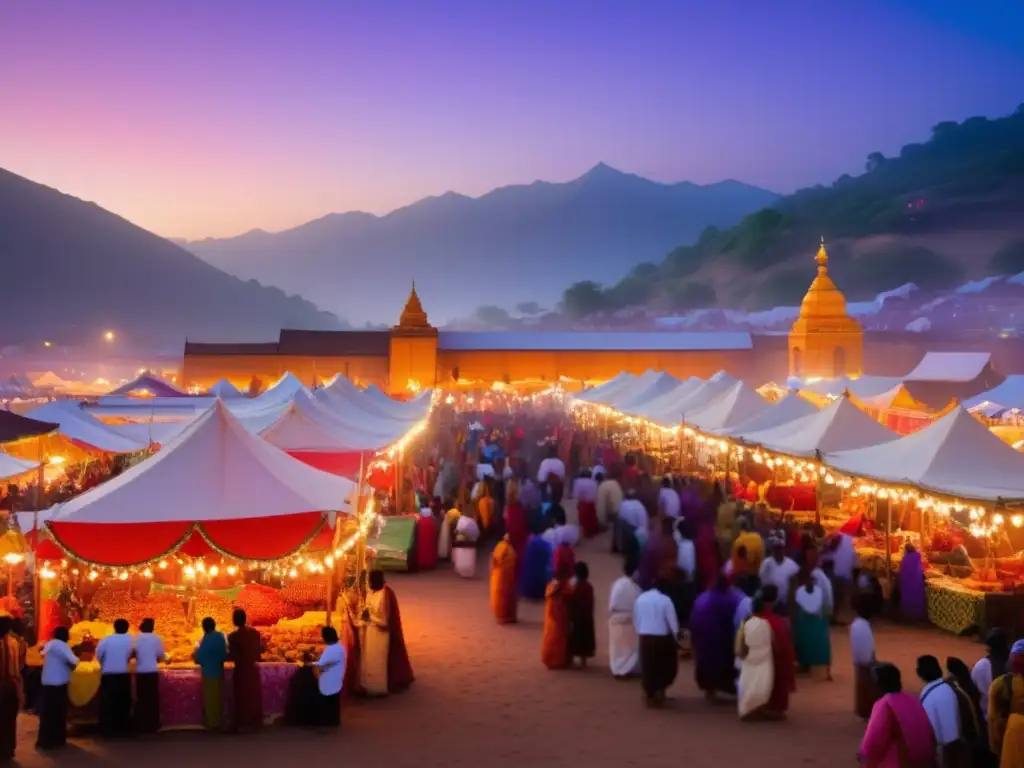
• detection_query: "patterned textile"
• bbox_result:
[926,583,985,636]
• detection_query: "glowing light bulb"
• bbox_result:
[159,560,168,570]
[184,566,196,579]
[118,571,129,582]
[209,565,219,576]
[88,570,98,581]
[288,568,298,579]
[226,565,237,576]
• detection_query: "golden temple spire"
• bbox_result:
[816,236,829,275]
[397,280,430,328]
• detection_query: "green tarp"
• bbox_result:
[367,516,416,572]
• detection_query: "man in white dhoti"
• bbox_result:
[608,562,642,677]
[736,596,774,720]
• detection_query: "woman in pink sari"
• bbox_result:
[859,662,936,767]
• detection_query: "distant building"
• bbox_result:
[182,283,768,394]
[788,240,864,379]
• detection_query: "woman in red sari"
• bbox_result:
[504,482,529,577]
[377,572,415,694]
[757,584,796,718]
[541,561,572,669]
[228,608,263,731]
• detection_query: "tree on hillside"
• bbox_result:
[988,240,1024,275]
[865,152,886,172]
[561,281,606,319]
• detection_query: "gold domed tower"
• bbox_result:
[388,281,438,395]
[788,239,863,379]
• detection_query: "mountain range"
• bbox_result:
[0,168,341,346]
[182,164,778,325]
[556,105,1024,320]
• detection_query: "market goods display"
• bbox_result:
[192,591,234,629]
[259,624,324,663]
[281,579,327,610]
[233,583,300,626]
[130,593,189,634]
[91,581,135,623]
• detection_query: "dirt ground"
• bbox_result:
[14,531,982,767]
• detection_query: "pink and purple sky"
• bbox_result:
[2,0,1022,240]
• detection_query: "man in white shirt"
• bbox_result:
[633,580,680,708]
[758,542,799,612]
[314,626,346,727]
[96,618,134,737]
[971,628,1009,722]
[133,617,166,733]
[917,655,963,765]
[38,626,79,749]
[658,477,681,519]
[673,519,696,583]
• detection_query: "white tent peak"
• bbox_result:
[742,395,897,458]
[208,379,242,398]
[51,400,356,524]
[721,390,819,438]
[26,400,147,454]
[905,352,994,382]
[826,405,1024,502]
[688,380,769,433]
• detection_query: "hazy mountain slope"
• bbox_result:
[0,169,341,346]
[184,164,778,324]
[559,105,1024,318]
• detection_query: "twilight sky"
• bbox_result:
[2,0,1022,240]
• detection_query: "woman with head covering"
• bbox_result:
[754,585,796,719]
[988,639,1024,768]
[490,534,518,624]
[503,481,529,577]
[735,594,773,721]
[608,559,641,677]
[690,574,739,701]
[946,657,988,766]
[541,560,573,670]
[858,662,936,767]
[567,561,596,668]
[794,568,832,680]
[898,543,927,623]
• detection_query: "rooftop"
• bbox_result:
[436,331,753,352]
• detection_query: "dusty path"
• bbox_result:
[16,532,980,767]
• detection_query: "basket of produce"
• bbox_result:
[234,583,300,626]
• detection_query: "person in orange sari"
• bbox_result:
[477,482,495,532]
[490,535,518,624]
[541,561,572,670]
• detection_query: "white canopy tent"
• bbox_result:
[720,391,820,438]
[209,379,243,399]
[262,389,408,451]
[629,377,706,421]
[611,372,681,413]
[0,453,39,482]
[580,370,659,407]
[26,400,148,453]
[965,375,1024,415]
[49,400,356,525]
[687,381,770,433]
[576,372,637,403]
[740,396,898,458]
[825,406,1024,502]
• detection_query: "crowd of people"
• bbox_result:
[417,403,1024,768]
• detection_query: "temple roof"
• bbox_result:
[797,240,850,320]
[396,282,431,329]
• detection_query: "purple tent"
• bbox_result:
[107,372,186,398]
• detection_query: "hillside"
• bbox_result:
[183,164,778,325]
[0,169,341,346]
[559,105,1024,319]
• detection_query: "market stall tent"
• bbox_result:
[576,372,636,403]
[26,401,148,454]
[740,395,898,458]
[720,391,820,438]
[0,453,39,482]
[107,372,186,398]
[688,381,769,433]
[902,352,1003,409]
[208,379,243,399]
[579,370,658,406]
[46,400,356,567]
[629,376,705,422]
[824,406,1024,503]
[965,375,1024,415]
[642,371,738,427]
[612,372,682,413]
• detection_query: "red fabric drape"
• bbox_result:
[47,512,326,566]
[287,450,368,478]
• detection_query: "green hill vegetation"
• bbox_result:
[560,104,1024,318]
